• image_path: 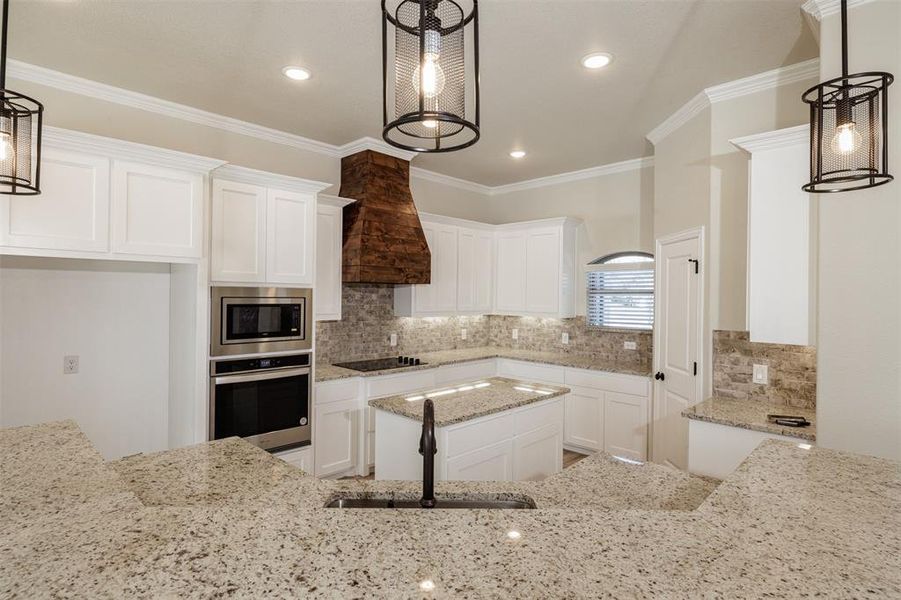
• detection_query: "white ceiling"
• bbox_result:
[8,0,817,186]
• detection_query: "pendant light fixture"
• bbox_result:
[802,0,893,193]
[0,0,42,195]
[382,0,480,153]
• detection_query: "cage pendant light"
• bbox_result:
[0,0,43,195]
[802,0,893,193]
[382,0,480,153]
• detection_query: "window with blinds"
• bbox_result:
[586,254,654,330]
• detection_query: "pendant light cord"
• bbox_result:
[840,0,849,80]
[0,0,8,90]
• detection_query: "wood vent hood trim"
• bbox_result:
[340,150,431,285]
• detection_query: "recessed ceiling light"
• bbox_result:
[282,66,312,81]
[509,150,526,159]
[581,52,613,70]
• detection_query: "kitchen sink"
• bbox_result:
[324,496,536,509]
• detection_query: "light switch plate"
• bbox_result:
[752,364,768,384]
[624,341,637,350]
[512,328,519,340]
[561,332,569,345]
[461,328,467,340]
[389,333,397,347]
[64,355,79,375]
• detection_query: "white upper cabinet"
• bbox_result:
[211,179,267,283]
[0,128,223,263]
[394,219,460,317]
[316,195,354,322]
[266,188,315,285]
[732,126,816,346]
[210,165,330,287]
[495,218,579,318]
[111,161,204,258]
[457,228,493,313]
[0,147,110,253]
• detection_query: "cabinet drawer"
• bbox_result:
[366,370,436,399]
[445,439,514,482]
[434,359,496,385]
[496,359,565,384]
[315,378,360,405]
[565,368,649,396]
[444,413,514,459]
[514,397,563,436]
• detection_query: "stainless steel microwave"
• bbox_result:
[210,287,313,357]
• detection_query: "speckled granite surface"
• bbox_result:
[316,345,652,382]
[368,377,568,427]
[683,397,817,441]
[2,422,899,598]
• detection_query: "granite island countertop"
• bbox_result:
[2,420,899,598]
[368,377,569,427]
[316,345,651,382]
[682,396,817,441]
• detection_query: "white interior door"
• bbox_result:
[652,228,702,470]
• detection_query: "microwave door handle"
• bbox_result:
[214,367,311,386]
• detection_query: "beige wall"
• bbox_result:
[815,0,900,460]
[409,176,495,223]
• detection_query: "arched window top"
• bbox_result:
[588,251,654,265]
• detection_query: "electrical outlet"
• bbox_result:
[461,328,467,340]
[624,341,637,350]
[561,332,569,345]
[64,355,79,375]
[389,333,397,347]
[752,364,768,385]
[512,328,519,340]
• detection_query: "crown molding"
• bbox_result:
[647,59,820,145]
[730,124,809,154]
[212,164,331,194]
[42,126,227,172]
[801,0,874,21]
[317,194,356,208]
[337,136,418,162]
[410,166,494,195]
[488,156,654,196]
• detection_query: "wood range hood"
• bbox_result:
[339,150,431,284]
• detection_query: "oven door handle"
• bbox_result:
[213,367,311,386]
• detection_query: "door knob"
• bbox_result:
[655,371,665,381]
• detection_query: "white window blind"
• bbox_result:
[587,262,654,330]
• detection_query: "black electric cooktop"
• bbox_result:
[333,356,426,372]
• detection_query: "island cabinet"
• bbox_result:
[210,165,330,286]
[312,378,364,478]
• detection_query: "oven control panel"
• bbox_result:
[212,353,311,375]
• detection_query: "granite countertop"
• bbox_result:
[682,396,817,441]
[316,345,651,382]
[2,420,899,597]
[368,377,569,427]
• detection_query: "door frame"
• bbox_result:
[650,226,705,464]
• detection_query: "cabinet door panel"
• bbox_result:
[111,161,203,258]
[563,389,603,451]
[473,231,494,312]
[211,179,266,282]
[495,232,526,312]
[1,148,109,252]
[525,228,560,314]
[604,391,648,461]
[445,439,514,481]
[432,225,458,312]
[314,398,358,477]
[457,228,476,311]
[513,422,562,481]
[266,189,315,285]
[315,204,342,321]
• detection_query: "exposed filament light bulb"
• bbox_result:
[831,122,862,155]
[413,54,445,99]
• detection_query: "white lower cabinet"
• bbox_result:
[313,398,358,477]
[513,422,563,481]
[274,445,314,474]
[445,439,515,481]
[564,387,603,451]
[604,391,648,462]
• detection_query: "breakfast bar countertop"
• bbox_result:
[682,396,817,441]
[367,376,569,427]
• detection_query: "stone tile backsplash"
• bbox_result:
[315,284,652,371]
[713,330,816,409]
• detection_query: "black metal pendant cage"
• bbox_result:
[802,72,893,193]
[0,89,43,195]
[382,0,480,153]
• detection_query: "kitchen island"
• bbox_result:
[369,377,569,482]
[2,420,899,598]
